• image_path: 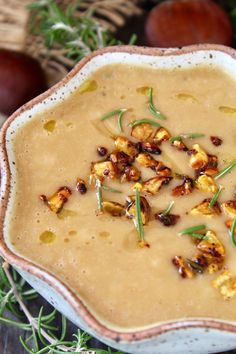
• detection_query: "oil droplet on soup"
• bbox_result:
[43,120,56,132]
[219,106,236,114]
[78,79,98,94]
[99,231,110,238]
[136,86,150,95]
[175,92,198,102]
[39,231,56,244]
[57,209,77,220]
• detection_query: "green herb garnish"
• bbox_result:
[96,179,103,212]
[129,118,162,128]
[214,161,236,180]
[135,187,145,244]
[148,88,166,120]
[230,218,236,248]
[100,108,127,133]
[101,184,122,193]
[186,233,209,240]
[170,133,205,142]
[179,224,206,235]
[209,185,224,208]
[161,201,174,216]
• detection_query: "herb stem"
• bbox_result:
[100,108,128,133]
[135,188,145,243]
[96,179,103,212]
[214,161,236,180]
[161,201,174,216]
[129,118,162,128]
[179,224,206,235]
[230,218,236,248]
[170,133,205,142]
[148,88,166,120]
[101,184,122,193]
[209,185,224,208]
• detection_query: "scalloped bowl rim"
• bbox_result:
[1,44,236,342]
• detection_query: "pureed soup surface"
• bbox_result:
[9,63,236,329]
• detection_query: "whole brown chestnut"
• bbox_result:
[0,49,47,116]
[145,0,233,48]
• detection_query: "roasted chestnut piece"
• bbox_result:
[172,176,194,196]
[141,176,172,195]
[131,123,155,141]
[171,139,188,152]
[155,213,180,226]
[197,230,225,259]
[222,200,236,219]
[109,151,133,172]
[136,153,158,169]
[40,186,72,213]
[154,127,171,144]
[115,136,139,158]
[121,165,141,182]
[103,201,125,217]
[139,142,161,155]
[189,144,208,170]
[213,270,236,300]
[189,198,221,217]
[91,161,117,180]
[195,174,218,193]
[172,256,194,278]
[125,195,150,225]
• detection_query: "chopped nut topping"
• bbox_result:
[91,161,117,180]
[211,136,223,146]
[172,176,194,196]
[155,213,180,226]
[97,146,108,157]
[190,254,208,269]
[221,200,236,219]
[155,162,172,177]
[138,141,162,155]
[172,256,194,278]
[189,144,208,170]
[136,153,158,169]
[40,186,72,214]
[197,230,225,258]
[131,123,155,141]
[142,176,172,195]
[204,168,219,177]
[121,165,141,182]
[195,174,218,194]
[212,270,236,299]
[154,127,171,144]
[114,136,139,158]
[109,151,133,172]
[207,154,218,169]
[125,195,150,225]
[103,201,125,217]
[171,139,188,152]
[189,198,221,217]
[76,178,87,195]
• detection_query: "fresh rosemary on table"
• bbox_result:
[28,0,137,65]
[0,259,123,353]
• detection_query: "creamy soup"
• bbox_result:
[8,63,236,329]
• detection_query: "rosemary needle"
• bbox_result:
[209,186,224,208]
[100,108,127,133]
[170,133,205,142]
[179,224,206,235]
[161,201,174,216]
[214,161,236,180]
[101,184,122,193]
[135,187,145,243]
[230,218,236,248]
[96,179,103,212]
[148,88,167,120]
[129,118,162,128]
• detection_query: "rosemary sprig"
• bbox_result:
[0,259,123,353]
[161,201,174,216]
[129,119,162,128]
[186,233,209,240]
[170,133,205,142]
[148,88,166,120]
[135,187,145,245]
[101,184,122,193]
[214,161,236,180]
[179,224,206,235]
[209,185,224,208]
[96,179,103,212]
[230,218,236,248]
[28,0,136,64]
[101,108,128,133]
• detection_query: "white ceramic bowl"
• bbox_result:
[1,45,236,354]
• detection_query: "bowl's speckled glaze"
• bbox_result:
[1,45,236,354]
